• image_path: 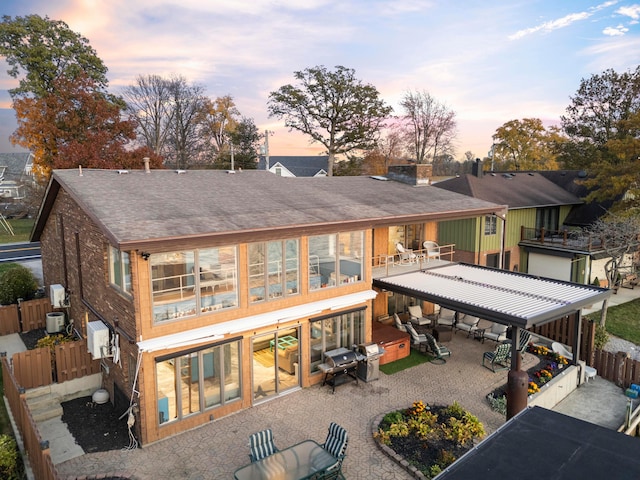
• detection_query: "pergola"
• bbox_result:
[373,262,613,416]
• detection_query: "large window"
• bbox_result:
[536,207,559,232]
[151,247,238,323]
[109,245,131,293]
[308,232,363,291]
[309,309,365,373]
[156,340,241,425]
[248,239,299,303]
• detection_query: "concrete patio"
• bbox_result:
[53,327,629,480]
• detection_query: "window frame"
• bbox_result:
[484,215,497,236]
[108,245,131,294]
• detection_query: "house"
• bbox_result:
[257,155,328,177]
[31,164,505,445]
[432,161,619,284]
[0,152,36,210]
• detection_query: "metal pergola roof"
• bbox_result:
[373,263,612,329]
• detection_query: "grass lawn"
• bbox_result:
[586,298,640,345]
[379,349,432,374]
[0,218,35,244]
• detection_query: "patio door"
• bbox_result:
[252,328,300,402]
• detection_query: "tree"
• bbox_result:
[219,117,261,170]
[399,90,457,164]
[268,65,392,175]
[200,95,240,158]
[121,74,175,157]
[0,14,108,99]
[491,118,560,171]
[560,66,640,170]
[11,73,162,177]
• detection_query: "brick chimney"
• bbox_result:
[472,158,483,178]
[386,164,432,186]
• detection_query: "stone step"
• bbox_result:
[29,402,63,423]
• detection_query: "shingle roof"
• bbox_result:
[257,156,329,177]
[33,169,506,249]
[433,171,583,209]
[0,153,32,181]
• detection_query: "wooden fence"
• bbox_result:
[0,297,53,335]
[530,315,596,363]
[2,356,59,480]
[12,339,100,389]
[592,349,640,389]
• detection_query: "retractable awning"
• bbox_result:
[137,290,377,353]
[373,263,611,329]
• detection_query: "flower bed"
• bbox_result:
[374,401,485,479]
[487,343,571,414]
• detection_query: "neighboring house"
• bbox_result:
[0,152,35,204]
[31,165,504,445]
[258,155,329,177]
[433,161,624,285]
[434,162,584,283]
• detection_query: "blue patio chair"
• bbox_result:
[249,428,279,462]
[319,422,348,479]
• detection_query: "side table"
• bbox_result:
[433,326,452,342]
[473,328,485,342]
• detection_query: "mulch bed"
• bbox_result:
[61,396,133,454]
[18,328,49,350]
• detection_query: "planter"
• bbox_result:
[528,365,579,409]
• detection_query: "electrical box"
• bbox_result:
[50,284,66,307]
[87,321,110,359]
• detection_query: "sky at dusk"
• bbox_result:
[1,0,639,161]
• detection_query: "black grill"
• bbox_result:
[319,348,360,393]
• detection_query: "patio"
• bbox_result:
[56,331,544,480]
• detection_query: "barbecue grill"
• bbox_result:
[357,343,385,382]
[319,347,362,393]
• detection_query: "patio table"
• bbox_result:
[234,439,337,480]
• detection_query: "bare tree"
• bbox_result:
[400,90,457,163]
[122,74,175,157]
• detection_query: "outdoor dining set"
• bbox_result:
[234,422,348,480]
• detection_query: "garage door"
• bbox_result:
[528,252,571,281]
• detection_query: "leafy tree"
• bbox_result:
[200,95,240,158]
[400,90,456,163]
[268,65,392,175]
[214,117,262,170]
[11,73,162,177]
[0,14,108,99]
[491,118,561,171]
[560,66,640,170]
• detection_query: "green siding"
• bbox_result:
[506,208,536,247]
[438,218,479,251]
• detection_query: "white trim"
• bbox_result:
[137,290,377,353]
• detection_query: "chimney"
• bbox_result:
[386,164,432,186]
[472,158,483,178]
[143,157,150,173]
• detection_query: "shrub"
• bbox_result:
[0,264,38,305]
[594,322,609,350]
[0,434,23,480]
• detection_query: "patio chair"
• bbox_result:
[482,322,508,343]
[319,422,348,479]
[422,240,441,261]
[424,332,452,364]
[393,313,407,332]
[482,343,511,372]
[436,307,456,329]
[405,323,429,353]
[396,243,417,265]
[454,314,480,337]
[408,305,431,326]
[248,428,279,462]
[552,342,573,361]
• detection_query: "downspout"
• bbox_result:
[496,210,507,269]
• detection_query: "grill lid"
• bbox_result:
[359,342,383,357]
[324,348,358,367]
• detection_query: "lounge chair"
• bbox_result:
[249,428,279,462]
[424,332,452,364]
[552,342,573,361]
[405,323,429,353]
[482,322,508,343]
[482,343,511,372]
[408,305,431,326]
[393,313,407,332]
[422,241,441,261]
[436,307,456,329]
[396,243,417,265]
[454,314,480,337]
[319,422,348,479]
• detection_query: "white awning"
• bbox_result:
[374,263,612,329]
[137,290,377,353]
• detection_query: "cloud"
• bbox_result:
[603,24,629,35]
[616,4,640,19]
[508,1,618,40]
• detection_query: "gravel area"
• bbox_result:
[604,334,640,361]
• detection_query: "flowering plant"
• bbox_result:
[534,369,553,384]
[552,353,568,365]
[407,400,428,416]
[528,382,540,395]
[528,344,549,356]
